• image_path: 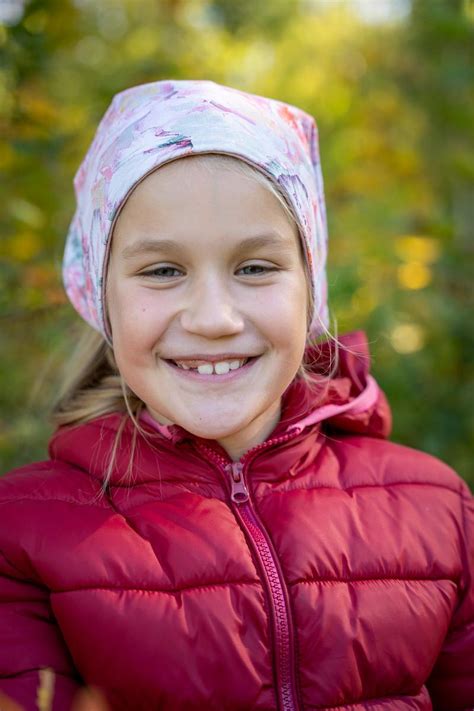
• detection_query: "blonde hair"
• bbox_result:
[52,154,339,487]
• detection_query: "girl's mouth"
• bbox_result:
[163,356,260,381]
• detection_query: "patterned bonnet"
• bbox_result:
[63,79,329,342]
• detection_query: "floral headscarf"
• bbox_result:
[63,79,329,342]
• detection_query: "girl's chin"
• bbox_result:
[179,419,249,442]
[145,402,252,438]
[172,404,280,454]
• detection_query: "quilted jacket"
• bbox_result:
[0,331,473,711]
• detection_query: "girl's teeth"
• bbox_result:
[174,358,250,374]
[214,361,230,375]
[197,363,214,375]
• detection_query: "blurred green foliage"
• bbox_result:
[1,0,473,483]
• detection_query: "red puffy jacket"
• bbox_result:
[0,331,473,711]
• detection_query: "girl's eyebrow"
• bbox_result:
[121,238,184,259]
[121,233,294,259]
[232,233,295,256]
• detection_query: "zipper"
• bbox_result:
[194,435,301,711]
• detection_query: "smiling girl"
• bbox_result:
[107,155,309,459]
[1,80,473,711]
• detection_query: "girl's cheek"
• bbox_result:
[255,280,306,320]
[122,288,177,341]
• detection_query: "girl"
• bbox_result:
[0,79,473,711]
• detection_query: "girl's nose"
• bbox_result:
[179,278,245,337]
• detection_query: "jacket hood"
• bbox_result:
[289,329,391,439]
[49,330,391,485]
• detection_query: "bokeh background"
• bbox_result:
[1,0,473,483]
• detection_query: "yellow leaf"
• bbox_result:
[9,199,45,229]
[397,262,432,290]
[36,668,55,711]
[8,231,42,261]
[390,323,425,354]
[395,236,441,263]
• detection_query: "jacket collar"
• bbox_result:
[49,331,391,487]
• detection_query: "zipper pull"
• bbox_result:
[226,462,250,504]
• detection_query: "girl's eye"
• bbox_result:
[141,266,184,279]
[237,264,277,276]
[140,264,278,279]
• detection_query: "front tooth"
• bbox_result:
[214,361,231,375]
[229,360,242,370]
[197,363,214,375]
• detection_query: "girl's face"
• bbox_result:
[107,157,308,460]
